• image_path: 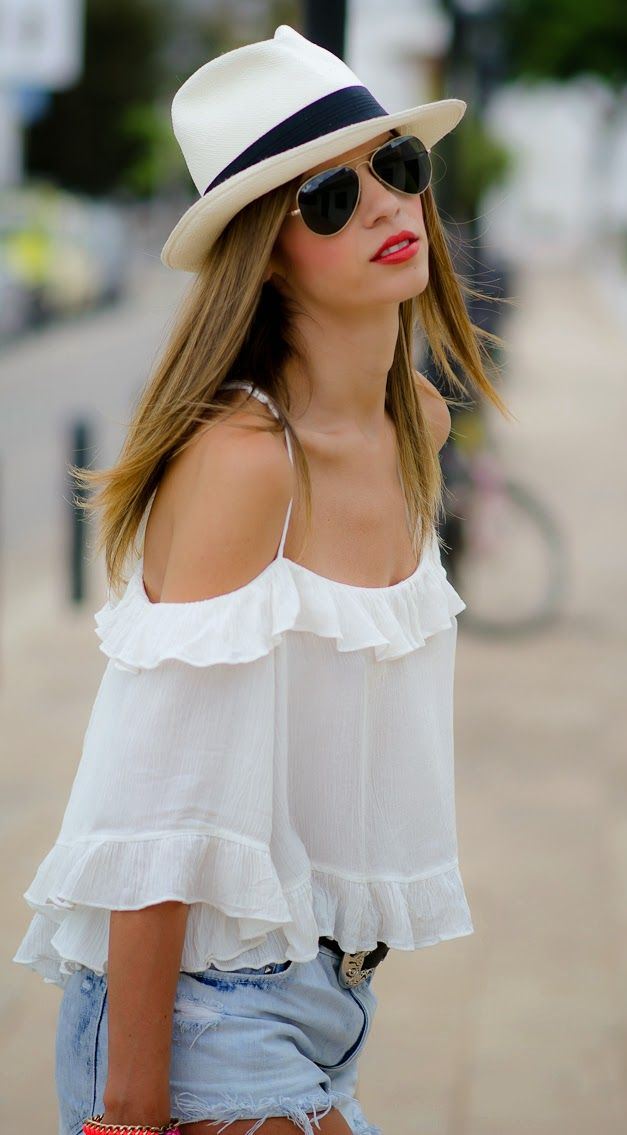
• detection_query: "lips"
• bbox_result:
[371,230,418,261]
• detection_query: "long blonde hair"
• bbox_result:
[71,130,514,596]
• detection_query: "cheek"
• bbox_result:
[291,228,353,275]
[282,227,360,295]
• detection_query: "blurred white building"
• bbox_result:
[481,76,624,262]
[478,74,627,323]
[0,0,83,186]
[347,0,452,110]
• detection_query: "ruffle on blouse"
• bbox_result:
[13,830,318,983]
[309,860,474,951]
[94,532,466,671]
[14,852,473,986]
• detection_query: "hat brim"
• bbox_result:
[160,97,465,273]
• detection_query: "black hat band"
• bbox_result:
[204,84,389,194]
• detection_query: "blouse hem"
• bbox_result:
[13,859,474,987]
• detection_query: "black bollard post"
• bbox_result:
[68,419,93,604]
[303,0,346,59]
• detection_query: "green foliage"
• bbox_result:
[25,0,174,197]
[502,0,627,85]
[455,109,513,216]
[118,102,182,199]
[265,0,303,33]
[432,109,512,223]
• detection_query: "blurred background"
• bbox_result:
[1,2,625,1132]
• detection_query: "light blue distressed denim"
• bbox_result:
[55,943,383,1135]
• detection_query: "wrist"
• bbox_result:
[101,1093,172,1128]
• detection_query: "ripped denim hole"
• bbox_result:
[173,994,225,1049]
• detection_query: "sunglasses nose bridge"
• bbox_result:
[352,154,385,188]
[324,155,406,233]
[358,156,404,209]
[350,157,398,223]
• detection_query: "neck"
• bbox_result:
[284,302,401,439]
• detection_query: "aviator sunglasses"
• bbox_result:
[288,134,432,237]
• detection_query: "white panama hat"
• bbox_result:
[161,24,467,273]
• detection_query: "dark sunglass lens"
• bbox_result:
[373,136,431,194]
[297,168,360,235]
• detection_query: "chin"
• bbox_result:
[407,275,429,301]
[386,270,429,304]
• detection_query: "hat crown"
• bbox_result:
[171,25,367,196]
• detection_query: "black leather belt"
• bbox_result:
[318,935,390,988]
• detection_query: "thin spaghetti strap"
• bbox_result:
[222,380,294,466]
[222,379,294,559]
[277,496,293,559]
[282,424,294,467]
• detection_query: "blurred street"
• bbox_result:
[2,252,625,1134]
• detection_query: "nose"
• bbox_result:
[358,164,402,226]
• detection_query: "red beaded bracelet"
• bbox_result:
[82,1115,180,1134]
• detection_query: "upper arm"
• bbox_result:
[413,368,451,451]
[160,414,293,602]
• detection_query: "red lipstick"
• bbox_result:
[371,230,419,262]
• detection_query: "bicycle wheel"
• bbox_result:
[443,476,569,638]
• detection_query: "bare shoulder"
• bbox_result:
[158,392,294,602]
[412,368,451,451]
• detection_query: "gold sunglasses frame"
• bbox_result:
[287,135,432,237]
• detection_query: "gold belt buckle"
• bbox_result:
[339,949,374,988]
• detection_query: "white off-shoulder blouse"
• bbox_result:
[13,381,474,986]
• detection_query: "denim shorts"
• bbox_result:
[55,943,382,1135]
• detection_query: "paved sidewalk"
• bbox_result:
[1,260,625,1133]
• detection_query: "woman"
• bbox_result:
[13,25,511,1135]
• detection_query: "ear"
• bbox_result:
[264,256,288,287]
[263,255,279,284]
[264,231,290,284]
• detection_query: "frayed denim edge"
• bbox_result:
[172,1089,335,1135]
[328,1087,384,1135]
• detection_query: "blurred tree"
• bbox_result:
[155,0,300,200]
[267,0,302,32]
[118,103,183,199]
[25,0,174,197]
[160,0,301,88]
[434,2,513,227]
[502,0,627,86]
[431,108,512,226]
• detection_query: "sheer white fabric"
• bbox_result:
[13,383,474,986]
